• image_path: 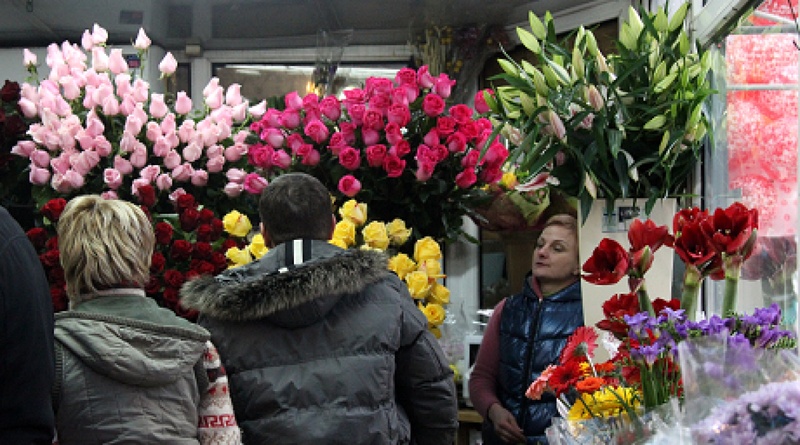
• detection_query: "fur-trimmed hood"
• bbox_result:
[180,240,391,327]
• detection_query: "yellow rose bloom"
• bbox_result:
[332,219,356,247]
[388,253,417,280]
[421,303,446,326]
[413,236,442,262]
[429,326,442,339]
[428,282,450,305]
[222,210,252,237]
[386,219,412,246]
[362,221,390,250]
[329,238,348,249]
[418,258,445,279]
[225,246,252,268]
[405,270,432,299]
[248,233,268,259]
[339,200,368,226]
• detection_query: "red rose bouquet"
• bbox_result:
[245,65,509,245]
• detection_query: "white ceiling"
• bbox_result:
[0,0,611,52]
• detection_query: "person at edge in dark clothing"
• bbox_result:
[469,214,583,444]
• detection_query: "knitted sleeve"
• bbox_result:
[197,341,242,445]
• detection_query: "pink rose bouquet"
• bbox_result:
[10,24,268,216]
[246,66,509,245]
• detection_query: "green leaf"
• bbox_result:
[653,72,677,93]
[644,115,667,130]
[669,2,690,32]
[545,59,570,85]
[517,27,541,54]
[528,11,547,40]
[497,59,519,76]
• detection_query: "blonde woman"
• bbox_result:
[53,195,240,444]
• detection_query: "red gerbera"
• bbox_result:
[558,326,599,364]
[548,360,584,396]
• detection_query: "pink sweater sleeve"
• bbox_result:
[467,299,505,419]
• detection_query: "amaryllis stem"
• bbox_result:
[681,266,703,321]
[722,259,742,316]
[636,282,655,317]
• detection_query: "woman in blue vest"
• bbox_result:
[469,214,583,444]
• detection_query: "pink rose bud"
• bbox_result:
[243,173,268,194]
[92,24,108,45]
[338,175,362,198]
[284,91,303,111]
[158,52,178,76]
[108,49,128,75]
[29,166,51,185]
[101,191,118,200]
[104,168,124,189]
[474,89,494,114]
[156,173,173,191]
[81,30,94,50]
[223,182,243,198]
[225,84,243,106]
[23,48,37,67]
[114,155,133,175]
[191,170,209,187]
[133,28,151,50]
[91,47,109,72]
[175,91,193,115]
[248,100,267,119]
[149,93,169,119]
[11,140,37,157]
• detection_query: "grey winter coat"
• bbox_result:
[53,292,210,445]
[181,240,458,445]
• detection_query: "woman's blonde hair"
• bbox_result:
[57,195,154,302]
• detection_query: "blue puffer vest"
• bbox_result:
[497,276,582,444]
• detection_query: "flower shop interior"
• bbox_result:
[2,0,800,443]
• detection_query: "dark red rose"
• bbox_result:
[170,240,193,261]
[140,205,152,220]
[145,276,162,294]
[40,249,60,268]
[582,238,630,285]
[47,266,65,284]
[154,222,174,245]
[211,252,228,273]
[50,285,68,312]
[3,114,27,138]
[163,269,185,288]
[176,194,196,211]
[26,227,49,250]
[162,286,180,305]
[220,238,239,252]
[196,224,214,242]
[41,198,67,222]
[192,242,213,260]
[45,235,59,251]
[150,251,166,273]
[211,219,224,239]
[179,208,200,232]
[0,80,21,103]
[190,259,215,276]
[184,270,201,281]
[136,185,157,208]
[198,208,215,224]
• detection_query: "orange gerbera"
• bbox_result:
[575,376,605,394]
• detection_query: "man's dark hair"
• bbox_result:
[258,173,333,245]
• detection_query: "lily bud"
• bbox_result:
[587,85,604,111]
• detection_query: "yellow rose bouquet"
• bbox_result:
[333,199,450,337]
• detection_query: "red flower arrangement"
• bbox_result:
[245,65,509,245]
[26,193,246,320]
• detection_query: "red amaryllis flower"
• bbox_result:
[652,298,681,315]
[582,238,629,284]
[673,221,716,268]
[628,218,673,253]
[548,360,584,396]
[41,198,67,221]
[596,292,639,338]
[559,326,599,364]
[673,206,709,234]
[701,202,758,258]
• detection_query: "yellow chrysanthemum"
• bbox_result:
[332,219,356,247]
[386,219,412,246]
[567,386,641,421]
[225,246,252,268]
[388,253,417,280]
[413,236,442,262]
[248,233,268,259]
[362,221,390,250]
[421,303,446,326]
[222,210,252,237]
[339,200,368,226]
[427,282,450,305]
[405,270,432,299]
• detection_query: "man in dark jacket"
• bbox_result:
[0,205,55,444]
[181,173,458,445]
